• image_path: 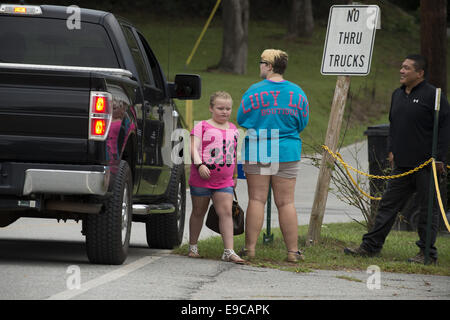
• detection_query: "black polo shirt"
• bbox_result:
[387,80,450,167]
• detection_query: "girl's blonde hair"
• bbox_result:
[209,91,232,107]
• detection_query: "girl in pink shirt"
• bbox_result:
[188,91,244,264]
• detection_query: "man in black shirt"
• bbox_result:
[344,54,450,264]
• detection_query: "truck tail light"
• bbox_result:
[91,119,106,136]
[94,96,106,113]
[89,92,112,141]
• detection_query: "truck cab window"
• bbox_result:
[137,32,165,93]
[0,17,119,68]
[121,25,153,86]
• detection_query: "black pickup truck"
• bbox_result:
[0,4,200,264]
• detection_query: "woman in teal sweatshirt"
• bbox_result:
[237,49,309,263]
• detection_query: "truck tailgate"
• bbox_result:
[0,68,91,163]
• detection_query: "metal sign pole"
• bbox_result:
[425,88,441,265]
[263,183,274,244]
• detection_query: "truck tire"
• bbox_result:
[0,213,19,228]
[146,165,186,249]
[85,160,133,265]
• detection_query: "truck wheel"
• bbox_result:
[85,160,132,265]
[0,213,19,228]
[146,165,186,249]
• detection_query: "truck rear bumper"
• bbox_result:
[23,168,110,196]
[0,162,110,196]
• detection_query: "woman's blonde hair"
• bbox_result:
[209,91,232,107]
[261,49,288,75]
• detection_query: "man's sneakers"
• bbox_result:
[343,245,379,257]
[407,250,438,265]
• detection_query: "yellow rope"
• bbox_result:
[335,152,382,201]
[431,159,450,232]
[322,145,450,232]
[322,145,433,180]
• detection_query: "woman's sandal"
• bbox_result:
[238,247,255,258]
[222,249,245,264]
[188,244,200,258]
[287,250,305,262]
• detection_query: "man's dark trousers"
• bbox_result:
[361,166,439,259]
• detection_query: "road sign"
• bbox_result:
[308,4,381,246]
[321,5,380,76]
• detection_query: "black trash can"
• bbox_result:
[364,124,390,201]
[364,124,416,231]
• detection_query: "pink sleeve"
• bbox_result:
[191,121,204,138]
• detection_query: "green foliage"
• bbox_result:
[360,0,419,33]
[127,7,450,154]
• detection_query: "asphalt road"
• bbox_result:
[1,141,449,302]
[1,220,449,301]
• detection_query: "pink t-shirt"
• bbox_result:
[189,120,239,189]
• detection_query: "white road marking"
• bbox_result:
[46,256,162,300]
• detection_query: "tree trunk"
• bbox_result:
[287,0,314,38]
[301,0,314,37]
[420,0,447,96]
[218,0,249,74]
[287,0,302,37]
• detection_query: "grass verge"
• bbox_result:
[173,222,450,276]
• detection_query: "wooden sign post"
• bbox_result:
[307,75,350,245]
[307,5,380,245]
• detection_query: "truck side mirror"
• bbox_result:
[168,74,201,100]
